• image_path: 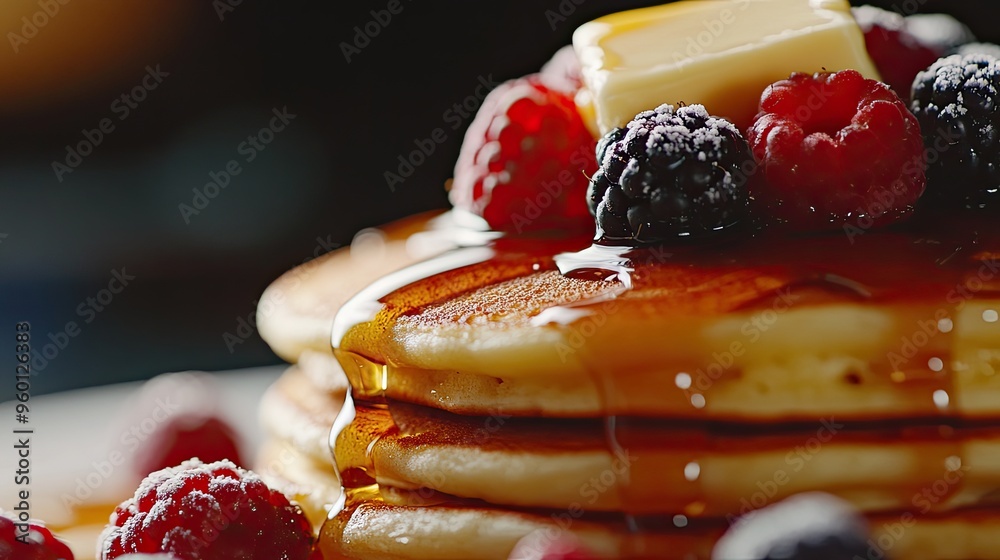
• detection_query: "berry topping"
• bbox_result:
[0,512,74,560]
[450,75,596,233]
[953,42,1000,59]
[905,13,975,54]
[852,6,948,101]
[713,493,869,560]
[540,45,584,95]
[587,104,752,244]
[134,416,245,478]
[507,530,594,560]
[748,69,925,230]
[100,459,316,560]
[910,54,1000,209]
[118,372,244,479]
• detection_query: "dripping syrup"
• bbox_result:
[322,211,1000,553]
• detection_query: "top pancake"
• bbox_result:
[334,218,1000,421]
[256,210,449,362]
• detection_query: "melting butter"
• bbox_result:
[574,0,880,133]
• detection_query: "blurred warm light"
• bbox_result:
[0,0,193,113]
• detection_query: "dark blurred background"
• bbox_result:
[2,0,998,399]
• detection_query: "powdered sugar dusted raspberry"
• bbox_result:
[748,69,925,229]
[0,511,74,560]
[100,459,316,560]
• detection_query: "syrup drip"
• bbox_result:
[324,213,1000,552]
[555,243,635,287]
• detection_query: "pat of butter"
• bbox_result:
[573,0,880,134]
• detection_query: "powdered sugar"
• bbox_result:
[954,42,1000,60]
[100,459,314,560]
[626,104,742,162]
[851,5,905,33]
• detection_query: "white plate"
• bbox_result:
[1,366,283,556]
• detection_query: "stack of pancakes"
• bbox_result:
[256,211,452,528]
[258,208,1000,559]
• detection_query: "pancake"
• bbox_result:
[256,358,351,527]
[333,221,1000,421]
[256,210,453,362]
[318,495,1000,560]
[333,400,1000,516]
[256,439,342,530]
[316,216,1000,557]
[258,357,346,463]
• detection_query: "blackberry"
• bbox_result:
[587,104,752,244]
[712,493,871,560]
[910,53,1000,209]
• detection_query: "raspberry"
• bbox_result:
[587,104,752,244]
[99,459,316,560]
[905,13,975,55]
[712,493,869,560]
[118,373,244,478]
[507,530,593,560]
[539,45,584,95]
[748,70,925,230]
[911,54,1000,209]
[134,416,244,478]
[0,512,73,560]
[450,75,596,233]
[852,6,948,102]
